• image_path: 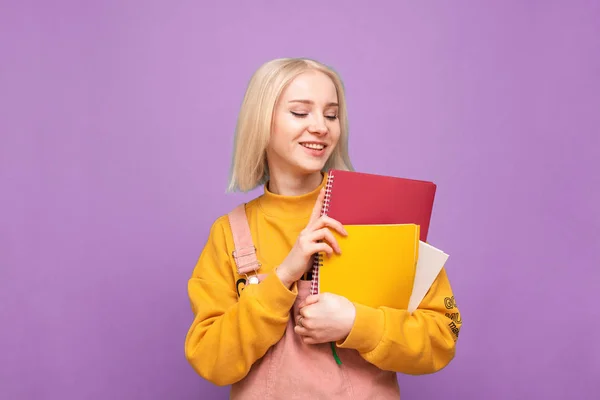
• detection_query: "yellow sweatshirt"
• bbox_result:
[185,175,462,386]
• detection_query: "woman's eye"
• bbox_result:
[291,111,337,120]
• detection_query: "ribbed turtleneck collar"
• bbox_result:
[257,172,328,219]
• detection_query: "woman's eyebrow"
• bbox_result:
[288,99,339,107]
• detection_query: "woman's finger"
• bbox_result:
[301,335,318,345]
[308,228,341,254]
[308,242,334,257]
[311,215,347,237]
[295,315,314,332]
[294,324,309,336]
[298,294,320,309]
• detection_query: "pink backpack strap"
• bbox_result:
[227,203,261,276]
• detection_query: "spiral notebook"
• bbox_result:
[317,224,420,309]
[310,170,437,295]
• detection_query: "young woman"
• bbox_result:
[185,57,461,399]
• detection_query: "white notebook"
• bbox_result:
[407,241,450,313]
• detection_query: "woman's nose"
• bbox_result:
[308,117,328,135]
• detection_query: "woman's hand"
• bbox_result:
[276,188,347,288]
[294,293,356,344]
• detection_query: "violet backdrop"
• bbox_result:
[1,1,599,399]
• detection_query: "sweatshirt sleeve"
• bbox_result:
[184,216,298,386]
[336,267,462,375]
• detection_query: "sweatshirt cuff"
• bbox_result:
[253,270,298,316]
[337,303,385,353]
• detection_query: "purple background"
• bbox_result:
[2,1,599,399]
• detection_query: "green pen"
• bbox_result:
[331,342,342,365]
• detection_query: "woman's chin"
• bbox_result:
[294,158,327,174]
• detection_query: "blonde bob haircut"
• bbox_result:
[227,57,354,192]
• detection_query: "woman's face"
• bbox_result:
[267,70,341,177]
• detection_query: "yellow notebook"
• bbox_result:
[317,224,419,310]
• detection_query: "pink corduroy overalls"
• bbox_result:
[226,204,401,399]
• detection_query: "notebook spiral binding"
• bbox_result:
[310,172,335,295]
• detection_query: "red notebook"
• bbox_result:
[310,169,437,294]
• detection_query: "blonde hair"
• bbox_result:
[227,57,354,192]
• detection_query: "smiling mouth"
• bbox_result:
[300,143,326,150]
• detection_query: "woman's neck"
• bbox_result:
[267,169,324,196]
